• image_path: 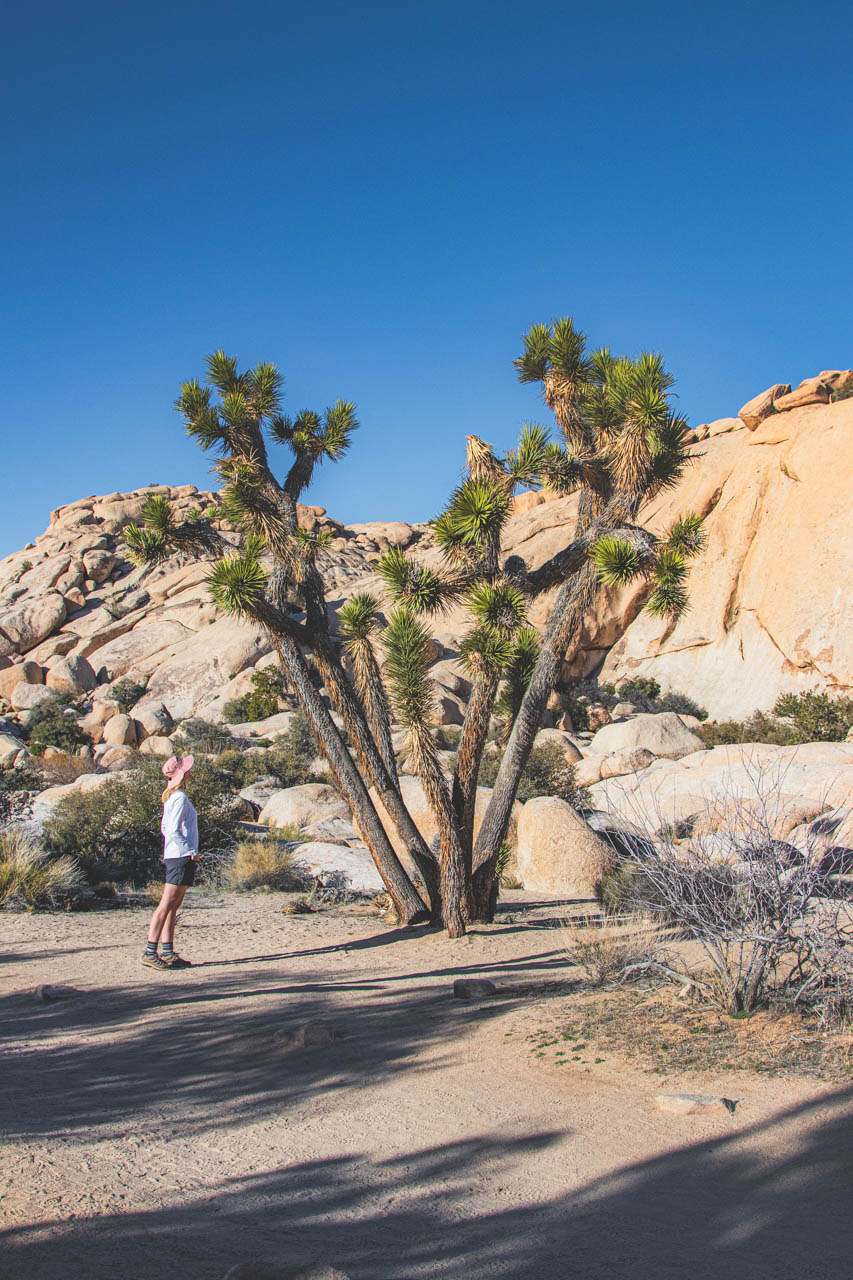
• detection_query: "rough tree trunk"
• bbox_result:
[473,561,598,875]
[272,636,429,925]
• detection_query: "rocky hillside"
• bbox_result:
[0,369,851,735]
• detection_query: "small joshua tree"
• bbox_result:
[124,324,703,935]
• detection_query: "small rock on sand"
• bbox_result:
[274,1019,344,1048]
[453,978,496,1000]
[655,1092,737,1116]
[34,984,79,1001]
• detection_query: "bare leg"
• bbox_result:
[160,887,188,946]
[147,883,186,945]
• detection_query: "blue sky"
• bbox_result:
[2,0,851,555]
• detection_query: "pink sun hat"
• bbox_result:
[162,754,194,788]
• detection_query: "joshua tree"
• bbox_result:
[125,323,702,935]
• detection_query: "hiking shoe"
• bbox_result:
[160,953,192,969]
[141,953,170,971]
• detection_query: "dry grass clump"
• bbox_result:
[562,912,670,986]
[226,837,309,891]
[0,828,83,908]
[37,752,95,785]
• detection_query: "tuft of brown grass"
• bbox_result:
[37,752,96,785]
[562,912,670,987]
[0,828,83,908]
[226,838,309,892]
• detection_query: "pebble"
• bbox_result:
[453,978,497,1000]
[33,984,79,1002]
[655,1093,737,1116]
[274,1019,344,1048]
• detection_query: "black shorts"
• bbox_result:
[164,858,197,887]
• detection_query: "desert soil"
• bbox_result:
[1,889,851,1280]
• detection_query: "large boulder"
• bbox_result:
[259,783,349,830]
[738,382,790,430]
[45,654,97,696]
[532,728,583,765]
[132,702,173,740]
[599,747,656,780]
[588,742,853,833]
[0,591,66,657]
[289,842,385,895]
[101,713,137,747]
[0,660,44,701]
[774,377,829,412]
[10,683,56,712]
[515,797,617,896]
[587,712,705,761]
[0,733,25,766]
[227,711,297,740]
[601,396,853,718]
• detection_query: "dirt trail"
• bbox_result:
[1,891,851,1279]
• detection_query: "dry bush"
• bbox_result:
[226,837,311,891]
[562,912,670,986]
[0,828,83,908]
[594,760,853,1023]
[36,752,95,785]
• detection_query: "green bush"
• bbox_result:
[478,741,584,806]
[773,691,853,743]
[215,711,317,790]
[110,679,147,713]
[558,676,707,725]
[43,757,242,885]
[27,699,92,757]
[697,693,853,749]
[223,667,287,724]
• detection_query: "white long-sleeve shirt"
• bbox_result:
[161,789,199,860]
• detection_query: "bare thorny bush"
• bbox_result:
[593,755,853,1027]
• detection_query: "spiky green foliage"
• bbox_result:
[665,511,706,557]
[494,627,540,736]
[436,479,511,555]
[207,553,268,615]
[459,627,514,676]
[468,580,527,635]
[139,494,174,531]
[338,593,380,642]
[504,423,550,487]
[383,609,436,730]
[646,547,689,618]
[376,547,459,614]
[590,535,642,586]
[123,523,171,566]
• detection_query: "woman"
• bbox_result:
[142,754,199,971]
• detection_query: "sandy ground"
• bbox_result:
[1,889,851,1280]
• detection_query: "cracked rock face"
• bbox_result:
[600,396,853,718]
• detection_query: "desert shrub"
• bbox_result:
[36,752,95,785]
[0,828,83,908]
[221,666,287,724]
[597,783,853,1021]
[562,913,669,986]
[773,691,853,743]
[698,693,853,749]
[225,836,311,891]
[172,718,234,755]
[110,679,147,713]
[216,712,316,789]
[559,676,707,725]
[43,757,241,885]
[478,741,584,806]
[27,699,92,757]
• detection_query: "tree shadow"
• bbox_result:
[2,1087,850,1279]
